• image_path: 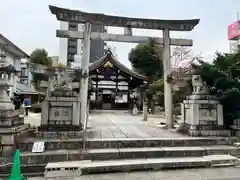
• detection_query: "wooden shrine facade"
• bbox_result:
[88,52,147,110]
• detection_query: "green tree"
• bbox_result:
[128,39,163,79]
[193,52,240,128]
[149,79,164,106]
[148,79,191,109]
[30,49,52,90]
[30,49,52,65]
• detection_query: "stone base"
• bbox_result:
[38,125,82,132]
[41,92,81,131]
[188,130,231,137]
[37,125,83,138]
[181,93,226,137]
[178,123,231,137]
[0,124,30,157]
[0,124,30,134]
[187,94,217,100]
[35,130,83,138]
[0,110,23,128]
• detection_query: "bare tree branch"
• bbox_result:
[171,46,202,68]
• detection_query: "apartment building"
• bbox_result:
[59,22,106,66]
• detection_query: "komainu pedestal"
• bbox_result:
[38,87,82,138]
[179,75,231,137]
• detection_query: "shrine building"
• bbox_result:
[85,51,147,110]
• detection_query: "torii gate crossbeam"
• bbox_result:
[56,30,193,46]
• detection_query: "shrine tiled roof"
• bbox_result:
[0,34,29,58]
[89,52,147,80]
[16,82,40,95]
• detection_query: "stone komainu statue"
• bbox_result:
[191,75,209,95]
[52,71,73,90]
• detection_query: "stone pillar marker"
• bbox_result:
[142,101,148,121]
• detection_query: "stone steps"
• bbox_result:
[45,155,239,175]
[20,145,240,164]
[14,137,240,176]
[19,137,238,151]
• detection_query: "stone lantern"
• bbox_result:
[0,51,29,157]
[0,51,18,122]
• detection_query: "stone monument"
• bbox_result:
[0,52,29,156]
[179,75,231,136]
[38,68,82,138]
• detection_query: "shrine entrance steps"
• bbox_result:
[13,137,240,176]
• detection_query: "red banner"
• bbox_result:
[228,21,240,40]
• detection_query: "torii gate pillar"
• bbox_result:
[163,29,173,128]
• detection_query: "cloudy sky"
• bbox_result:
[0,0,239,67]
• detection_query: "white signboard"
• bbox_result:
[32,141,45,153]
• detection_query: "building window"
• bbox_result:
[68,52,74,56]
[68,48,77,54]
[68,45,76,49]
[68,40,77,47]
[20,68,28,77]
[69,23,77,29]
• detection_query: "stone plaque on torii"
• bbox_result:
[49,5,199,129]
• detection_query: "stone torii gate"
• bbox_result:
[49,5,199,129]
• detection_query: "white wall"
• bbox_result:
[20,61,32,88]
[51,56,59,66]
[59,21,68,65]
[77,23,84,55]
[1,51,20,97]
[230,40,240,53]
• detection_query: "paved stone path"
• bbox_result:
[84,113,186,139]
[28,167,240,180]
[24,112,41,127]
[25,112,186,139]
